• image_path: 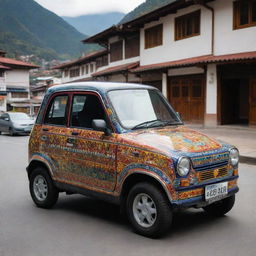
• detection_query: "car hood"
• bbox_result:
[118,126,222,156]
[11,119,34,125]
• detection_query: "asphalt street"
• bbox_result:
[0,134,256,256]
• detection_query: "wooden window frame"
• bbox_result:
[110,41,123,62]
[70,68,80,78]
[125,33,140,59]
[144,24,163,49]
[175,10,201,41]
[233,0,256,29]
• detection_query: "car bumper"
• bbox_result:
[13,127,32,133]
[172,176,239,208]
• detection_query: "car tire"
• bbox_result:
[9,128,15,136]
[126,182,172,238]
[203,195,235,217]
[29,167,59,209]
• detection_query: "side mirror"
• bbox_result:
[92,119,111,136]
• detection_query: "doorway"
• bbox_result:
[220,78,249,125]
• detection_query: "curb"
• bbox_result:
[240,155,256,166]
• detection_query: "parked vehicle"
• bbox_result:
[0,112,34,136]
[27,82,239,238]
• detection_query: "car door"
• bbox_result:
[0,113,10,132]
[63,92,117,193]
[39,93,71,179]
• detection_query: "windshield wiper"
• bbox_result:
[161,120,183,126]
[131,119,166,130]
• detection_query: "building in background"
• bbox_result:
[0,50,39,114]
[54,0,256,128]
[30,76,61,115]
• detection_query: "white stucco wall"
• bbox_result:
[213,0,256,55]
[206,64,217,115]
[140,5,212,66]
[0,77,6,91]
[5,69,30,88]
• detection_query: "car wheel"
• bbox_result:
[126,182,172,238]
[203,195,235,217]
[9,128,15,136]
[29,167,59,209]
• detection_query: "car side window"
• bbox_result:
[44,95,69,126]
[1,114,8,120]
[71,94,106,129]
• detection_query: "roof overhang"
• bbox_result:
[92,62,139,77]
[53,49,108,70]
[132,51,256,73]
[82,0,214,44]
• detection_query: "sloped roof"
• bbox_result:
[0,57,39,69]
[92,62,139,77]
[53,49,108,69]
[133,51,256,72]
[0,64,10,70]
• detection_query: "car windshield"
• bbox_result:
[108,89,182,130]
[9,113,31,121]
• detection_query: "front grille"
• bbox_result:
[198,167,228,182]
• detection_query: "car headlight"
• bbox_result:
[177,157,191,176]
[229,148,239,167]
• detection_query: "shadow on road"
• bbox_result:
[53,195,231,238]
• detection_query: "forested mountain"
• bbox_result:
[120,0,176,24]
[0,0,97,60]
[63,12,125,36]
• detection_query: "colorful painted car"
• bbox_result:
[27,82,239,238]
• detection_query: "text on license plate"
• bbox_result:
[205,182,228,201]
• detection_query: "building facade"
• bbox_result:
[0,51,39,113]
[55,0,256,127]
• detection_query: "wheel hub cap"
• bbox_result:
[33,175,48,201]
[133,193,157,228]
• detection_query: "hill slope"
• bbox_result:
[63,12,125,36]
[0,0,96,60]
[120,0,176,24]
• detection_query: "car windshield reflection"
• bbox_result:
[108,89,182,130]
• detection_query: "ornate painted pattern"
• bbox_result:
[29,83,239,206]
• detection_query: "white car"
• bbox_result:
[0,112,34,136]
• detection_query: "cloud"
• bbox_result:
[35,0,145,17]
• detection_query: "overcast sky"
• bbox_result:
[35,0,145,17]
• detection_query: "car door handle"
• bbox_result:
[72,131,79,136]
[42,128,49,132]
[132,151,140,157]
[41,135,48,141]
[67,138,76,145]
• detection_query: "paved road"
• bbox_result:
[0,135,256,256]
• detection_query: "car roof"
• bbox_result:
[47,82,156,94]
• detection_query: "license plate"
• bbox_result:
[24,127,31,132]
[205,182,228,202]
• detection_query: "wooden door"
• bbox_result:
[249,79,256,126]
[168,76,205,123]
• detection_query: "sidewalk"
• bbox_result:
[188,125,256,165]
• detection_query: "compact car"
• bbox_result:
[0,112,34,135]
[27,82,239,237]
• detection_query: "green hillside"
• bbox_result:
[0,0,98,60]
[120,0,176,24]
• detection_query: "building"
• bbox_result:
[0,50,39,113]
[55,0,256,127]
[30,76,61,115]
